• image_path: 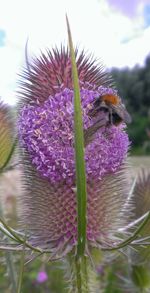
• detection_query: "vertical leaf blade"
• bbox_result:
[66,16,87,257]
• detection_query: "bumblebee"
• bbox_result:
[88,94,132,125]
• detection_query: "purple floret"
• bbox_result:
[18,87,129,184]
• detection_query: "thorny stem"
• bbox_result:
[5,251,17,293]
[0,246,30,252]
[0,222,17,242]
[101,211,150,251]
[17,238,26,293]
[74,256,89,293]
[0,212,150,256]
[75,257,82,293]
[0,191,17,293]
[0,217,43,253]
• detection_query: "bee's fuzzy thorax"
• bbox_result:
[102,94,120,105]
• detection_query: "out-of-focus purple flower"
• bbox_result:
[17,47,132,258]
[37,271,48,283]
[96,265,105,276]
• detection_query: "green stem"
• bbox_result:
[17,240,26,293]
[73,256,89,293]
[75,257,82,293]
[67,254,99,293]
[0,194,17,293]
[0,216,43,253]
[5,251,17,293]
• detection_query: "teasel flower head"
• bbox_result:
[17,46,132,258]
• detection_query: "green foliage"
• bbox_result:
[22,260,66,293]
[111,55,150,155]
[131,265,150,289]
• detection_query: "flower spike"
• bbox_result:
[17,43,132,258]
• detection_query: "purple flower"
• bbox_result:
[37,271,48,283]
[18,88,128,184]
[18,47,132,258]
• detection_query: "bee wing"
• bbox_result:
[84,114,109,146]
[111,102,132,124]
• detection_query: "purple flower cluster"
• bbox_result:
[97,85,118,96]
[18,47,132,255]
[18,87,129,184]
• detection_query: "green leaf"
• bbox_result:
[0,99,16,172]
[66,15,87,257]
[131,265,150,289]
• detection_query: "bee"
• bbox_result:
[88,94,132,126]
[84,93,131,146]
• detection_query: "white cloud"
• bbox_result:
[0,0,149,104]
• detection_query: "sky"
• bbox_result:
[0,0,150,105]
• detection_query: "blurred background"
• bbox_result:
[0,0,150,154]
